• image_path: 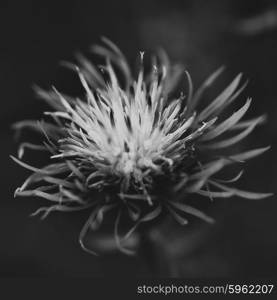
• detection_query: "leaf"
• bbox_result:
[209,180,273,199]
[11,156,66,175]
[197,189,234,198]
[188,66,225,114]
[12,120,62,138]
[114,210,136,256]
[215,170,244,183]
[140,204,162,222]
[184,71,193,107]
[201,98,251,141]
[122,205,162,241]
[91,40,132,88]
[191,159,227,180]
[173,174,189,192]
[126,202,141,221]
[60,188,85,204]
[75,52,105,88]
[34,85,76,111]
[66,161,85,180]
[170,201,215,223]
[229,146,270,162]
[17,143,47,159]
[230,115,266,131]
[79,209,100,256]
[14,189,61,202]
[89,203,116,231]
[197,73,242,121]
[185,178,207,193]
[202,115,261,149]
[181,117,218,143]
[43,176,76,188]
[30,202,95,219]
[185,159,228,193]
[16,163,69,191]
[167,205,188,225]
[208,80,249,120]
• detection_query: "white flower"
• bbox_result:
[11,37,272,255]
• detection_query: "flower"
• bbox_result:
[11,37,272,255]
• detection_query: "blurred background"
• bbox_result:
[1,0,277,277]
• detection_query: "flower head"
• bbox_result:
[12,37,272,255]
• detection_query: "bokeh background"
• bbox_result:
[1,0,277,277]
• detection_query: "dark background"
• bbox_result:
[1,0,277,277]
